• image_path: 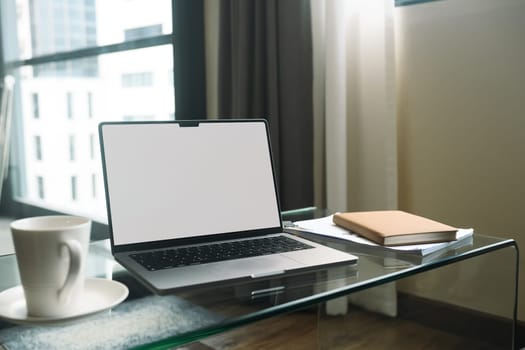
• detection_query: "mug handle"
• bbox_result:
[57,239,83,304]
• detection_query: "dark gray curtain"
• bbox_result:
[173,0,206,119]
[217,0,313,211]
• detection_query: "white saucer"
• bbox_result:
[0,278,129,325]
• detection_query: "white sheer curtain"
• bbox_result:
[312,0,397,213]
[311,0,398,316]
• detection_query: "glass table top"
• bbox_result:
[0,215,517,349]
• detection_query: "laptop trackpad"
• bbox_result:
[228,254,303,279]
[246,255,303,278]
[196,255,303,282]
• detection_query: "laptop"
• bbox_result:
[99,119,358,294]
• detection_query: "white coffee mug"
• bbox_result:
[10,215,91,317]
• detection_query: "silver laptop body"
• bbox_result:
[99,119,357,294]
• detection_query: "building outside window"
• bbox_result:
[32,93,39,119]
[36,176,44,199]
[67,92,74,119]
[69,135,76,161]
[34,135,42,160]
[71,175,77,201]
[87,92,93,118]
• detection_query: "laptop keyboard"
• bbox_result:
[130,235,313,271]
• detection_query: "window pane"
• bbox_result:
[13,45,174,222]
[8,0,172,61]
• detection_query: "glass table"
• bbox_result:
[0,211,519,349]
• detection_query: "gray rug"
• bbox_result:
[0,295,223,350]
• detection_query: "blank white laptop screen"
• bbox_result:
[101,121,282,246]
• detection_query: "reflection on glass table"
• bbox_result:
[0,210,519,350]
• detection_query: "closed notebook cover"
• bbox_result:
[332,210,458,246]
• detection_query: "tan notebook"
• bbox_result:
[332,210,458,246]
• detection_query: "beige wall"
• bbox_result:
[395,0,525,320]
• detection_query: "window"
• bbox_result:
[71,176,77,201]
[69,135,76,161]
[1,0,175,223]
[32,93,40,119]
[37,176,45,199]
[67,92,74,119]
[34,135,42,160]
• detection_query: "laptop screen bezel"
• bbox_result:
[98,119,285,253]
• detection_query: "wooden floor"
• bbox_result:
[181,304,501,350]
